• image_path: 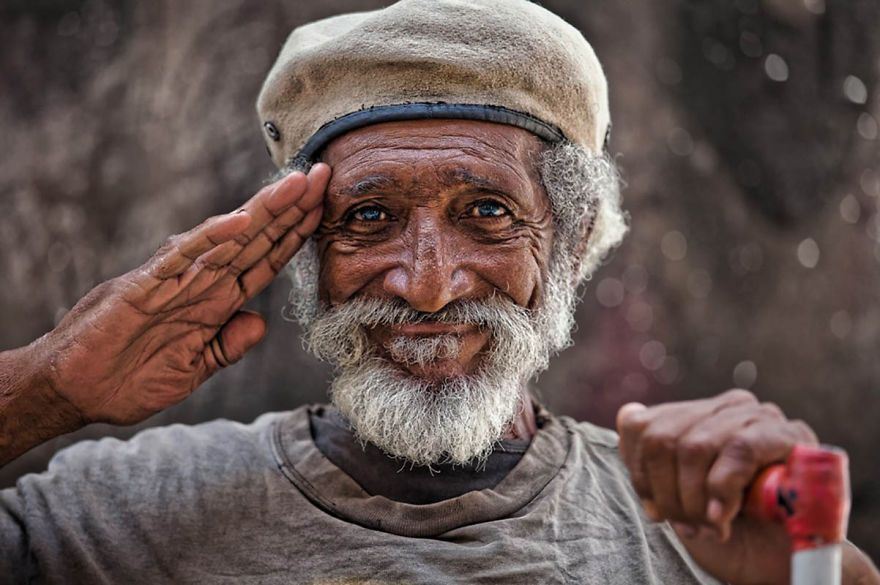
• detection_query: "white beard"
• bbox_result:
[303,296,547,467]
[330,357,525,467]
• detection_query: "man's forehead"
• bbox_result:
[321,119,545,186]
[330,167,521,200]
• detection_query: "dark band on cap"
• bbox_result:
[290,102,566,167]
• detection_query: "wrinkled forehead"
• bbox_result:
[320,119,548,191]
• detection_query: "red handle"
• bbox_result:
[745,444,850,551]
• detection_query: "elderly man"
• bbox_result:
[0,1,877,583]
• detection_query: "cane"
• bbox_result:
[745,444,851,585]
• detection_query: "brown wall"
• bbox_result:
[1,0,878,560]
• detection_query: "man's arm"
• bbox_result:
[0,344,84,466]
[0,163,331,468]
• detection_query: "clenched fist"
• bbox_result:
[616,389,818,585]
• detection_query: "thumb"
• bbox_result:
[616,402,647,435]
[213,310,268,366]
[616,402,648,469]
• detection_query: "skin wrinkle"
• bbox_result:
[283,119,627,465]
[318,121,553,319]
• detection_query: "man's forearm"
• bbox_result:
[844,542,880,585]
[0,340,83,467]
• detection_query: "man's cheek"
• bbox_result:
[479,248,546,309]
[317,245,391,306]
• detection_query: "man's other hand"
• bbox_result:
[30,163,330,426]
[616,389,818,585]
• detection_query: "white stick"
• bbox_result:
[791,545,842,585]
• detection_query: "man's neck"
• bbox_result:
[501,392,537,442]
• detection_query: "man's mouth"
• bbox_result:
[387,322,478,336]
[367,322,492,380]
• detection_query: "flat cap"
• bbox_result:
[257,0,610,167]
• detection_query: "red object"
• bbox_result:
[745,444,850,551]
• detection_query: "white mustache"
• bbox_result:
[304,296,536,369]
[320,296,530,327]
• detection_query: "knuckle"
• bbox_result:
[722,388,758,404]
[620,407,650,430]
[789,419,819,444]
[161,233,181,251]
[644,429,678,455]
[103,277,126,298]
[91,278,117,298]
[722,433,757,467]
[268,256,286,274]
[677,435,712,463]
[225,262,244,277]
[707,464,744,496]
[234,232,253,246]
[759,402,785,420]
[193,257,222,272]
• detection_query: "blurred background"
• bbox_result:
[1,0,878,559]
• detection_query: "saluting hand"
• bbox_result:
[31,164,331,426]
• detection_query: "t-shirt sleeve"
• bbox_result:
[0,416,279,583]
[0,435,155,583]
[0,483,31,583]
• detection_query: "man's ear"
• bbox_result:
[569,212,597,285]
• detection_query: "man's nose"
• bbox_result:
[382,219,476,313]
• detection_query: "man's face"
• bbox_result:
[316,119,555,382]
[287,118,622,466]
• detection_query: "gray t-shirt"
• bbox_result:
[0,405,720,584]
[310,405,530,504]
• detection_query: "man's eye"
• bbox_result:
[468,200,510,218]
[351,206,388,222]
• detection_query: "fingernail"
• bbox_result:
[671,522,697,538]
[706,498,724,523]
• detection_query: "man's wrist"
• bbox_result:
[0,338,84,466]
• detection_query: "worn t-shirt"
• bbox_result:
[310,406,530,504]
[0,405,721,584]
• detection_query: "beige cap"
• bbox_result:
[257,0,610,167]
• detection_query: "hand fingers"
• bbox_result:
[140,164,326,286]
[616,390,758,520]
[676,402,784,524]
[642,414,700,521]
[184,168,314,279]
[236,162,328,244]
[705,417,817,541]
[202,310,268,373]
[145,212,252,280]
[238,205,322,298]
[191,168,313,272]
[637,398,746,521]
[238,171,309,240]
[224,163,331,275]
[133,164,330,315]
